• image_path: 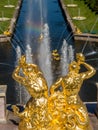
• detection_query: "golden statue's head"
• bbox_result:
[18,55,37,76]
[76,53,85,62]
[69,61,80,73]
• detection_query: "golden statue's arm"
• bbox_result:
[50,77,63,94]
[12,105,24,117]
[76,53,96,80]
[12,105,31,119]
[12,55,27,85]
[79,61,96,80]
[12,66,26,86]
[12,55,42,85]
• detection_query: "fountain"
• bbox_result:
[13,45,31,105]
[60,39,74,76]
[11,53,95,130]
[25,44,33,64]
[72,8,86,20]
[39,0,43,37]
[38,23,53,87]
[0,0,97,129]
[4,0,15,8]
[68,45,74,62]
[15,46,22,66]
[14,46,22,104]
[60,39,69,76]
[67,0,78,7]
[0,11,10,22]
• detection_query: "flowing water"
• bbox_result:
[0,0,97,104]
[11,0,74,104]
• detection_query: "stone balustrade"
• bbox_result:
[0,85,7,123]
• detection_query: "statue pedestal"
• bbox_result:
[0,85,7,123]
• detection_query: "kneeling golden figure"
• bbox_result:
[12,53,96,130]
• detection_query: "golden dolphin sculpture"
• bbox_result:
[12,53,96,130]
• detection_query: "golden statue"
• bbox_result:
[12,55,49,130]
[49,53,96,130]
[12,53,96,130]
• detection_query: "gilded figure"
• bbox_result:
[12,55,49,130]
[12,53,96,130]
[49,53,96,130]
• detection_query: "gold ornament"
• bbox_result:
[12,53,96,130]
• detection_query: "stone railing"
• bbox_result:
[0,85,7,123]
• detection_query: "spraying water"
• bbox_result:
[26,44,33,63]
[15,45,31,105]
[38,23,53,88]
[61,39,74,76]
[60,39,69,76]
[5,0,75,104]
[68,45,74,63]
[15,46,22,104]
[15,45,21,66]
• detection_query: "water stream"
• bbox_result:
[9,0,74,104]
[0,0,97,104]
